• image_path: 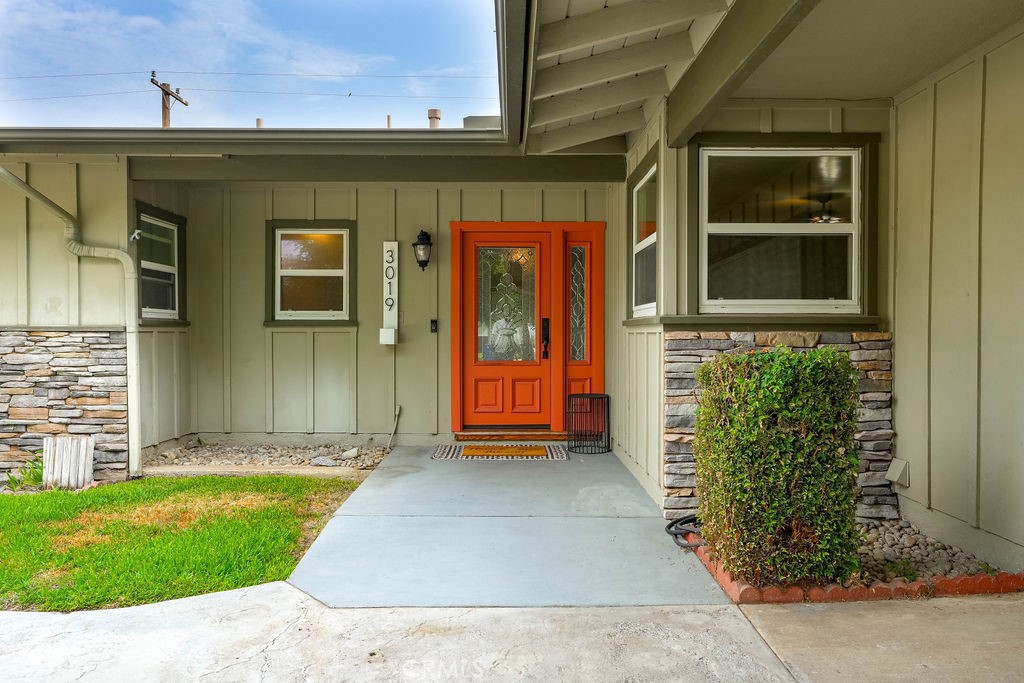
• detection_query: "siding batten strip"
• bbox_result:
[306,331,315,434]
[264,329,274,433]
[974,55,988,530]
[221,189,232,433]
[16,164,29,326]
[924,84,937,510]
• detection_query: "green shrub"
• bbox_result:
[693,346,860,587]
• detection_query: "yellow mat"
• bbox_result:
[461,445,548,457]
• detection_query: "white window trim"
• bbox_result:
[274,228,350,320]
[632,164,658,318]
[699,147,862,314]
[139,213,180,320]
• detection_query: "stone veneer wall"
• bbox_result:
[663,331,896,522]
[0,330,128,482]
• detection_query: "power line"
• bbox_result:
[0,70,494,81]
[0,88,496,103]
[0,90,150,103]
[165,71,495,79]
[0,71,147,80]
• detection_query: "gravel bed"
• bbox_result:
[857,519,995,582]
[144,444,388,470]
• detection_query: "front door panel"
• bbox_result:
[451,221,605,434]
[463,235,551,427]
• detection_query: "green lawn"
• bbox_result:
[0,475,357,612]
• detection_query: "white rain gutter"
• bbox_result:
[0,165,142,477]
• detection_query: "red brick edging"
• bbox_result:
[685,532,1024,603]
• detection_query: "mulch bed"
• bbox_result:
[685,531,1024,604]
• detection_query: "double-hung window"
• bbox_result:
[273,227,350,320]
[700,147,862,313]
[632,164,658,317]
[138,208,185,320]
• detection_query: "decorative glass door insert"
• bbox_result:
[476,247,537,361]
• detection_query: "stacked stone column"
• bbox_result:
[663,331,896,521]
[0,330,129,482]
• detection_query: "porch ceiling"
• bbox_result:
[734,0,1024,100]
[524,0,733,154]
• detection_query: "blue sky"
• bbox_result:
[0,0,499,128]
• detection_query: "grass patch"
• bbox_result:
[0,475,357,612]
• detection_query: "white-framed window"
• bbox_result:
[632,164,658,317]
[139,213,181,320]
[700,147,862,314]
[274,228,350,320]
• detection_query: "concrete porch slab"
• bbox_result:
[341,446,660,518]
[289,445,725,607]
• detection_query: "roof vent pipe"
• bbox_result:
[428,108,441,129]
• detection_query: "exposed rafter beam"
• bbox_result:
[532,109,646,154]
[537,0,726,60]
[498,0,529,146]
[534,32,693,99]
[666,0,821,147]
[531,72,668,127]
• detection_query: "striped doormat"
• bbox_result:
[432,444,568,461]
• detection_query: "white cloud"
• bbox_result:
[0,0,396,126]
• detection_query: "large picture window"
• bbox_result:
[632,164,657,317]
[700,148,861,313]
[273,227,350,320]
[137,205,186,321]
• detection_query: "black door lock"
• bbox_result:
[541,318,550,359]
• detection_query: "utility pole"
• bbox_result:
[150,72,189,128]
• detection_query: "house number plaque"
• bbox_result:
[380,241,399,344]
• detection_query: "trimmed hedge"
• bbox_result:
[693,346,860,587]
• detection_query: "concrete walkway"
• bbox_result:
[289,446,726,607]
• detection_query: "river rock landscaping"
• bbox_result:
[145,443,388,470]
[857,519,992,581]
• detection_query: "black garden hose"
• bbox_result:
[665,512,706,549]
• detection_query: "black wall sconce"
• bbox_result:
[412,230,432,270]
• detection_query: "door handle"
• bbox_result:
[541,318,550,359]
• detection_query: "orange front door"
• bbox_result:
[451,222,605,433]
[461,231,555,428]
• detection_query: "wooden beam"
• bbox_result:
[534,32,693,99]
[666,0,821,147]
[531,71,668,127]
[532,110,646,153]
[129,154,627,182]
[537,0,726,60]
[526,135,627,155]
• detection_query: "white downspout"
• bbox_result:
[0,166,142,478]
